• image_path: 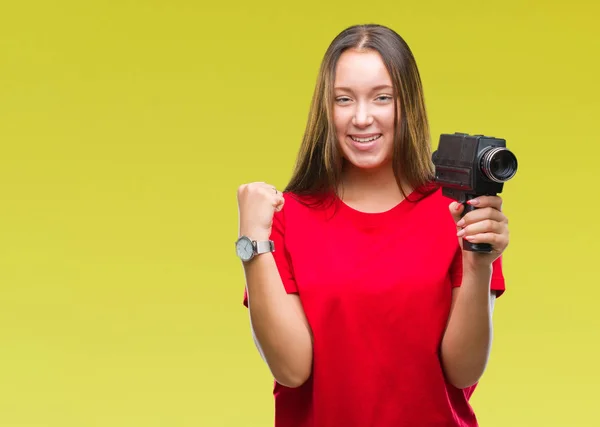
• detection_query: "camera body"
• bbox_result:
[432,132,518,253]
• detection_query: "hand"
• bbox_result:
[449,196,509,269]
[237,182,285,241]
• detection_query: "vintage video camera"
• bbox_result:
[432,132,518,253]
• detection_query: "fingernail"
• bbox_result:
[455,203,462,211]
[457,219,465,227]
[457,229,465,237]
[467,199,479,206]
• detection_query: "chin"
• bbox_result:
[344,156,391,171]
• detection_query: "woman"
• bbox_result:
[235,24,509,427]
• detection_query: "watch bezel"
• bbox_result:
[235,236,255,262]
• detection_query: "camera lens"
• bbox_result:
[480,147,518,183]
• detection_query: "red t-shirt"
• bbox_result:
[242,185,505,427]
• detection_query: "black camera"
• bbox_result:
[432,132,518,253]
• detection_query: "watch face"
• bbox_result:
[236,237,254,261]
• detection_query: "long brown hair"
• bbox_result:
[284,24,436,203]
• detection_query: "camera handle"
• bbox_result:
[461,195,493,253]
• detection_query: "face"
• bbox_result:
[333,48,397,172]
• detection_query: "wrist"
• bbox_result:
[462,256,493,279]
[235,234,275,263]
[239,229,271,242]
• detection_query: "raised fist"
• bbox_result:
[237,182,285,241]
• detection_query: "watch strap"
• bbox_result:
[255,240,275,254]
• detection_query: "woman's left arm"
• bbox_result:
[440,195,509,389]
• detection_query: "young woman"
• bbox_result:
[235,24,509,427]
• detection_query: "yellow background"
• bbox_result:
[1,0,598,426]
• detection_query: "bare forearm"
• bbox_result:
[440,264,495,389]
[244,254,313,388]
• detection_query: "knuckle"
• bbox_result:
[253,183,266,195]
[464,213,476,225]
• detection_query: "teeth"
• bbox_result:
[350,135,381,143]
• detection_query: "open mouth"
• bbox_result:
[349,134,382,143]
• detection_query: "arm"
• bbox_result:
[440,264,497,389]
[441,196,509,389]
[244,253,313,388]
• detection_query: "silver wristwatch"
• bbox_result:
[235,236,275,262]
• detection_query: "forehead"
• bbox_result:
[334,49,392,88]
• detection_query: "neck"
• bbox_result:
[338,162,411,212]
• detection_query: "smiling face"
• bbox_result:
[333,48,398,172]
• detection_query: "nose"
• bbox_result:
[352,102,374,128]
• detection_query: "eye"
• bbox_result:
[335,96,352,104]
[375,95,393,102]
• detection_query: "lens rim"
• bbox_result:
[481,147,518,183]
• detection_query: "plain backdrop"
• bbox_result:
[1,1,598,426]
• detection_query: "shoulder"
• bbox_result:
[409,183,454,211]
[281,191,336,213]
[405,183,458,229]
[274,191,337,228]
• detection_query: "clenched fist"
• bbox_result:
[237,182,285,241]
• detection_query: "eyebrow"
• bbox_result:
[334,84,394,92]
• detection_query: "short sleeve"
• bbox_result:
[242,199,299,307]
[449,248,506,298]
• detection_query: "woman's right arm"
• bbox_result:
[243,253,313,388]
[237,182,313,388]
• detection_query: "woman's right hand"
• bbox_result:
[237,182,285,241]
